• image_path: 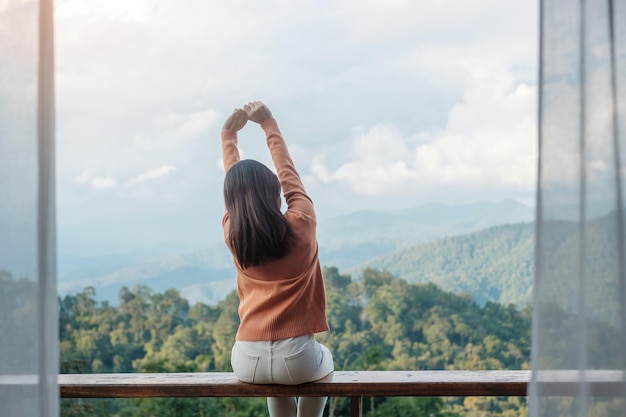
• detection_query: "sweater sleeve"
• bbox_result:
[221,129,240,174]
[261,118,315,219]
[221,129,240,220]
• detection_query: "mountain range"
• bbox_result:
[352,222,535,307]
[58,199,535,306]
[316,199,533,269]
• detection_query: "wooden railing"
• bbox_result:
[3,370,624,417]
[71,370,528,417]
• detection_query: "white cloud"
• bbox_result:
[91,176,117,189]
[152,109,221,136]
[70,170,116,189]
[179,109,221,136]
[127,165,176,185]
[73,169,91,184]
[312,125,419,194]
[310,66,537,196]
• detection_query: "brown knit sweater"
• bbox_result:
[221,118,329,341]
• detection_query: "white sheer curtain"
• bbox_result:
[530,0,626,416]
[0,0,58,417]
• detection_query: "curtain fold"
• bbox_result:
[530,0,626,415]
[0,0,58,416]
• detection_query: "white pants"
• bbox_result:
[231,334,334,417]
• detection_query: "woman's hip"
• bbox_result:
[231,334,333,385]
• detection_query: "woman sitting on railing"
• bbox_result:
[221,101,334,417]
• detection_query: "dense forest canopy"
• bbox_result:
[48,267,532,416]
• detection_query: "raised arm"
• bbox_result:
[243,101,315,217]
[221,108,248,173]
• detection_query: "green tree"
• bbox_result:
[211,291,240,371]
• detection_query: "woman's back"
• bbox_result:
[221,107,329,342]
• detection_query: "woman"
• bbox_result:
[221,101,334,417]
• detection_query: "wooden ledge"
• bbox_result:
[59,370,529,398]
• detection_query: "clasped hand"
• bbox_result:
[222,101,273,131]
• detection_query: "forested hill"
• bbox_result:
[355,209,622,320]
[353,222,535,307]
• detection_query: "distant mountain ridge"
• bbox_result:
[351,222,535,307]
[58,200,535,306]
[58,243,237,306]
[317,199,534,269]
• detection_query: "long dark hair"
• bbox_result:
[224,159,295,268]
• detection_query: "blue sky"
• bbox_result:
[53,0,538,256]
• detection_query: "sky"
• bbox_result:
[53,0,539,257]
